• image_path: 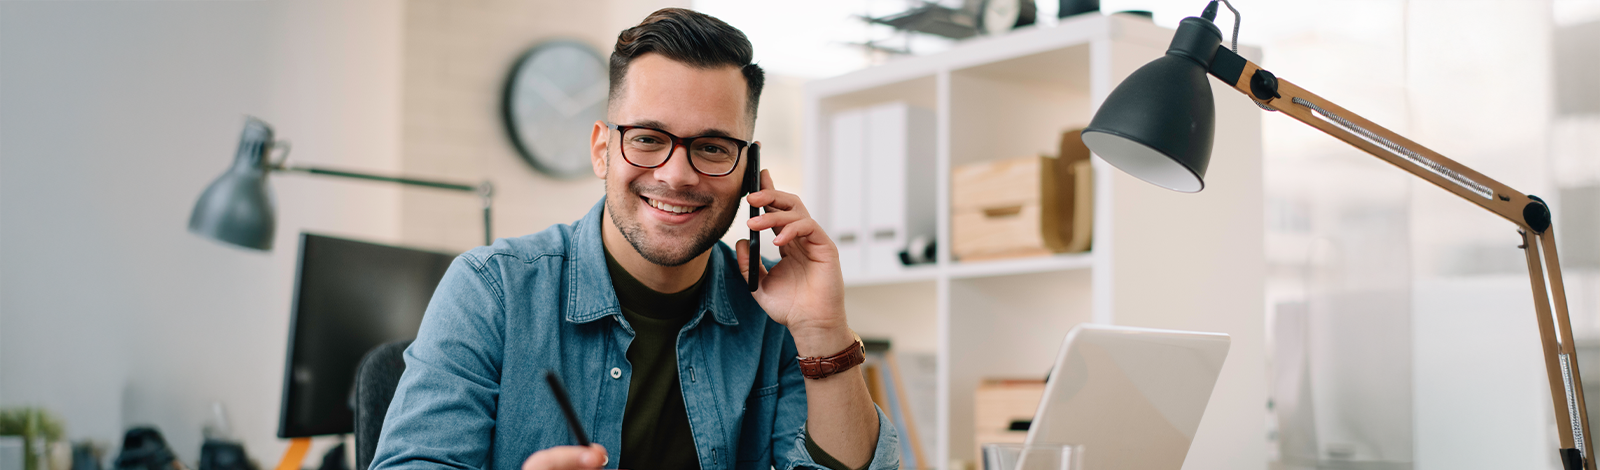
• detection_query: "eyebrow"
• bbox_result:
[626,119,740,139]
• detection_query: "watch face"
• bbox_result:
[503,40,608,179]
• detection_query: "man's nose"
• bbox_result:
[654,143,701,188]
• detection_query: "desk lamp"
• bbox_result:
[189,117,494,250]
[1081,1,1593,468]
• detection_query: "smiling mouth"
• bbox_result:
[641,195,705,215]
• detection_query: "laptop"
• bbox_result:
[1021,324,1230,470]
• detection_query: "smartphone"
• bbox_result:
[745,143,761,292]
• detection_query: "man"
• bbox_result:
[369,8,898,470]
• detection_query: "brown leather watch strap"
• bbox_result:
[797,336,865,380]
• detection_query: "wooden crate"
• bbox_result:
[951,130,1093,261]
[973,379,1047,459]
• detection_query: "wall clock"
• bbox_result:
[978,0,1038,36]
[502,40,608,179]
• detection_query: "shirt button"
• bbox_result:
[610,367,622,379]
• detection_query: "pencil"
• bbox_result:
[544,370,591,447]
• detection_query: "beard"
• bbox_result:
[605,171,741,267]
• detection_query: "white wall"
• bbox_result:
[1414,276,1559,470]
[0,0,404,465]
[1106,74,1267,470]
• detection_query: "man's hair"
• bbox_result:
[610,8,764,124]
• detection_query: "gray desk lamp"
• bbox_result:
[1081,1,1591,468]
[189,117,493,250]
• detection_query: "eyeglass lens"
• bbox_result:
[621,127,742,175]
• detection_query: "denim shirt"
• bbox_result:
[370,198,899,470]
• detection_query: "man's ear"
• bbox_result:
[590,120,609,179]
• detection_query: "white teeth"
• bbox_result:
[646,197,699,214]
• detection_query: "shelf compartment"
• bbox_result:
[846,280,939,354]
[948,46,1094,170]
[945,269,1094,462]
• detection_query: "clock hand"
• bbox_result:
[571,82,608,115]
[526,74,586,117]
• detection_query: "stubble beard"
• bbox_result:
[605,164,741,267]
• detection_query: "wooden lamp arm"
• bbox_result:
[1208,47,1594,470]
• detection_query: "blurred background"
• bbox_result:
[2,1,1598,470]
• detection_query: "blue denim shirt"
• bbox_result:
[370,198,899,470]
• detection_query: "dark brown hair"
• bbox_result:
[610,8,764,123]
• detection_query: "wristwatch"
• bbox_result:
[797,333,865,380]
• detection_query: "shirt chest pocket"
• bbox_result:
[736,382,781,464]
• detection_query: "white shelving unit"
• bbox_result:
[804,13,1269,470]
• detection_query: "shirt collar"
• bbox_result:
[565,196,742,327]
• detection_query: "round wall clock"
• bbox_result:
[502,40,608,179]
[978,0,1038,36]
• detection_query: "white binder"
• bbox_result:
[863,102,936,276]
[829,109,866,279]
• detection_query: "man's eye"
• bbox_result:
[697,145,728,155]
[633,136,663,145]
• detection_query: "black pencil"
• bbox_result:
[544,371,591,447]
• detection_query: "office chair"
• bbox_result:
[351,339,413,470]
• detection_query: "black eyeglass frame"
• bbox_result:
[605,122,752,177]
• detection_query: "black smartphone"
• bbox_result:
[745,143,761,292]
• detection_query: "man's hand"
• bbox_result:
[521,444,607,470]
[739,169,880,467]
[737,170,849,343]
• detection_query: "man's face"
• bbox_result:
[590,54,750,267]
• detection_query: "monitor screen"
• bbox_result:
[278,233,456,438]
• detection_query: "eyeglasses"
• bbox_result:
[606,122,750,177]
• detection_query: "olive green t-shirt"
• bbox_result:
[604,246,864,470]
[606,246,705,470]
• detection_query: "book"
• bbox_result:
[861,339,927,469]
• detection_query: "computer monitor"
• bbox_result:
[278,233,456,438]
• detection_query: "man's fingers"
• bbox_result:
[522,444,607,470]
[736,239,769,280]
[772,218,829,247]
[586,444,607,468]
[736,239,750,279]
[747,209,807,232]
[746,173,807,216]
[748,189,809,217]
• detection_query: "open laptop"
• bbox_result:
[1021,324,1230,470]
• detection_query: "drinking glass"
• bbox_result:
[981,443,1083,470]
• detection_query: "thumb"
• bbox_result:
[582,444,607,468]
[521,444,607,470]
[737,239,769,279]
[737,238,752,280]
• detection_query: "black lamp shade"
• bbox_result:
[189,118,277,250]
[1082,16,1222,193]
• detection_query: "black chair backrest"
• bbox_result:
[352,339,413,470]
